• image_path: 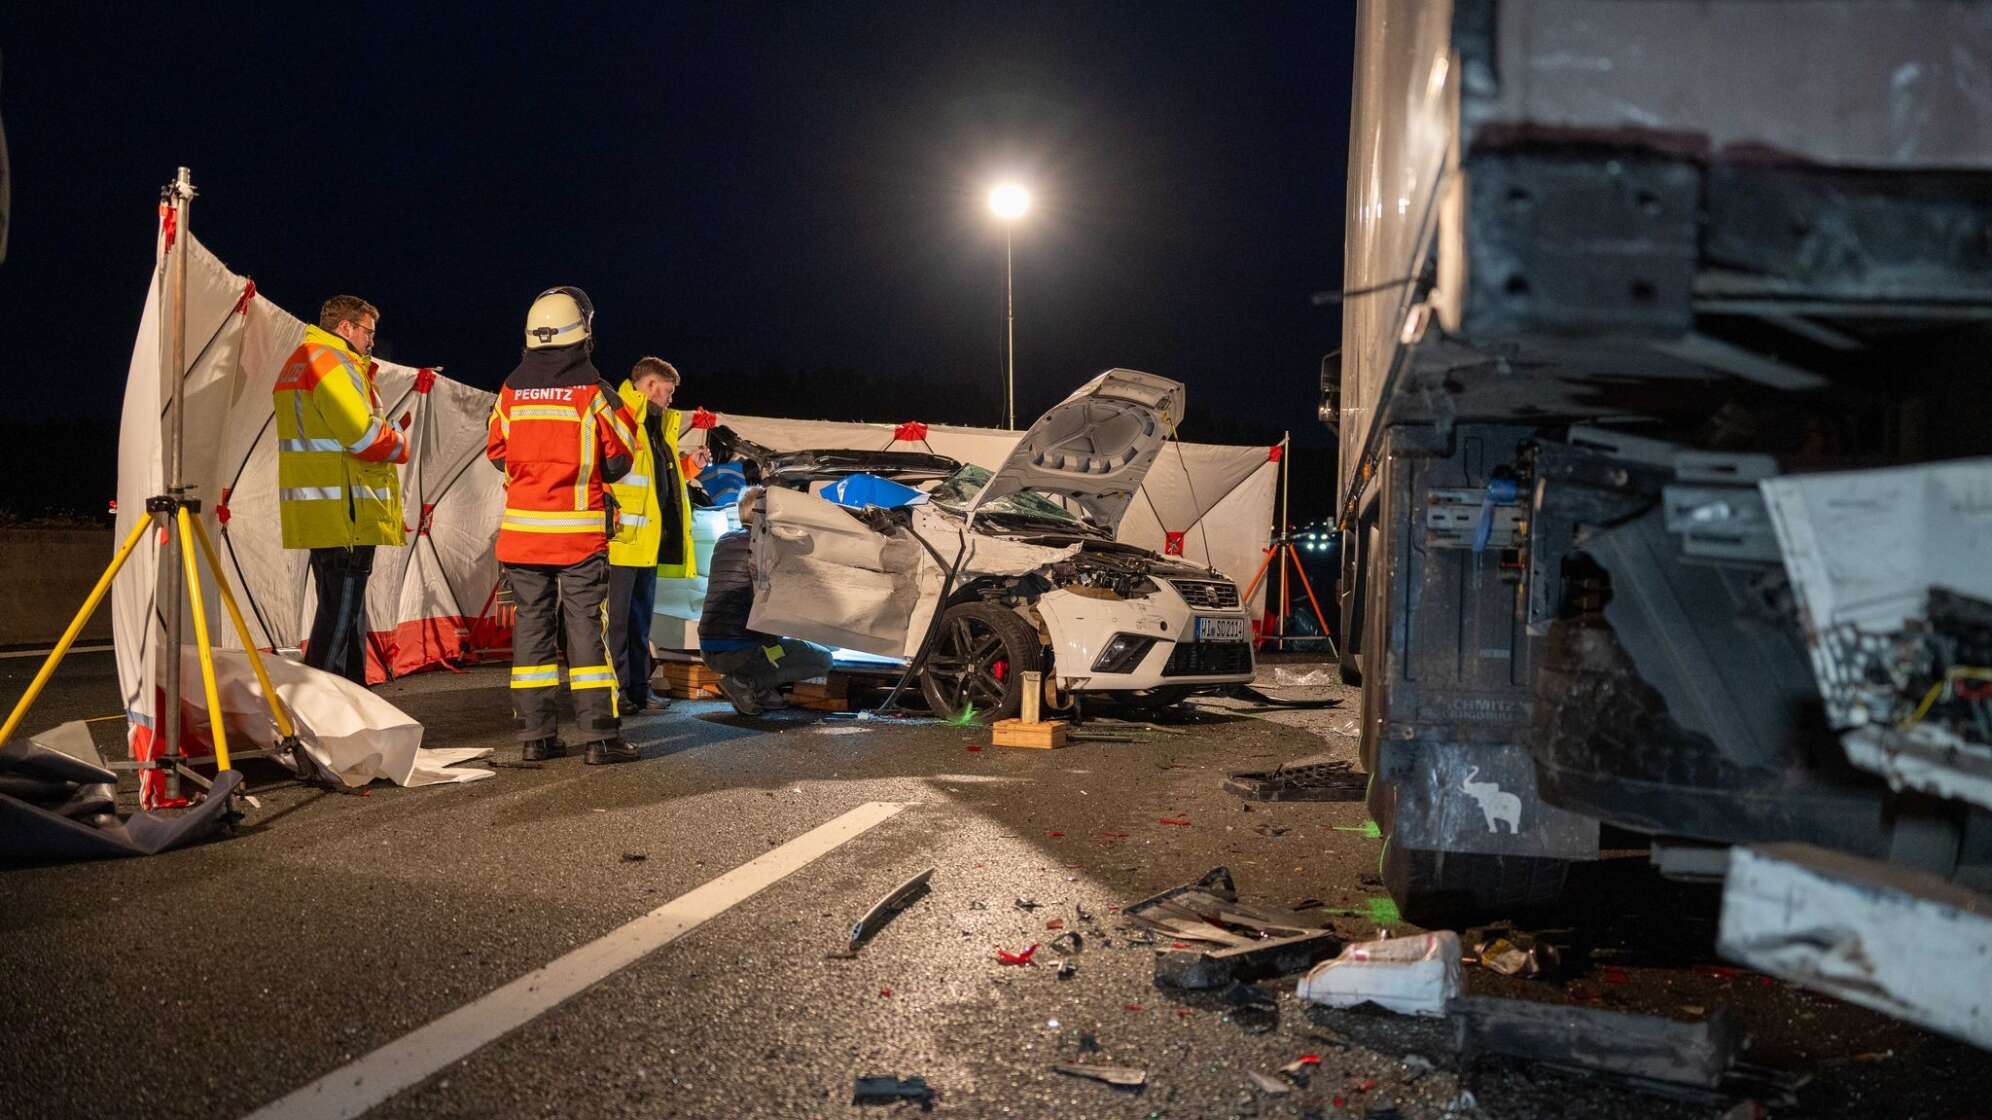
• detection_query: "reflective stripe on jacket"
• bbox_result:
[605,384,698,578]
[273,324,408,549]
[487,379,636,566]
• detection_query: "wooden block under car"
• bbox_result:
[790,679,849,712]
[991,718,1068,749]
[655,659,724,700]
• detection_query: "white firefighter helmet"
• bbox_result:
[524,286,594,350]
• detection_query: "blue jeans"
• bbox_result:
[607,563,659,705]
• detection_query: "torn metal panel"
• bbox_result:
[1128,867,1343,989]
[1450,995,1743,1093]
[1718,842,1992,1050]
[1843,725,1992,813]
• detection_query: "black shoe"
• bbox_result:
[584,738,640,765]
[521,737,568,761]
[718,676,764,716]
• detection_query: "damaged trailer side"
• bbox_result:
[1326,0,1992,1035]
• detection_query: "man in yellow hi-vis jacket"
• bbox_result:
[605,357,707,711]
[272,294,409,684]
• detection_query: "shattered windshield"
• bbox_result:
[931,464,1089,527]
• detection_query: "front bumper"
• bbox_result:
[1035,580,1256,692]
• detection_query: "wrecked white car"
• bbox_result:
[744,369,1256,719]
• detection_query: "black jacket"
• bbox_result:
[697,529,768,646]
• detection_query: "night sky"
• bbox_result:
[0,3,1353,515]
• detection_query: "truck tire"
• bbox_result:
[918,601,1043,723]
[1381,843,1572,927]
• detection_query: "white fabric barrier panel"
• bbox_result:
[188,650,492,789]
[113,229,502,806]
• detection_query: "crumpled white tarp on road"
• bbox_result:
[184,649,493,789]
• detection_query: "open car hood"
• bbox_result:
[968,368,1185,535]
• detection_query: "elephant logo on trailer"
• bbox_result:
[1461,766,1523,834]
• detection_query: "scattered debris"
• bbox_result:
[845,868,934,955]
[1157,816,1193,826]
[620,852,648,862]
[1050,931,1084,955]
[851,1075,934,1106]
[1225,759,1368,802]
[1255,824,1292,837]
[1401,1054,1436,1083]
[1045,917,1065,930]
[1450,996,1744,1099]
[1014,896,1042,911]
[1056,960,1077,980]
[995,943,1039,966]
[1224,981,1280,1034]
[1468,928,1562,978]
[1296,931,1464,1017]
[1130,867,1342,990]
[1271,665,1340,687]
[1053,1063,1146,1089]
[1078,1031,1101,1053]
[1245,1070,1291,1095]
[966,900,988,911]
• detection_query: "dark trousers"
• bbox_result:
[304,545,375,685]
[702,638,835,695]
[607,563,659,705]
[505,553,619,744]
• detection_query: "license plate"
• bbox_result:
[1194,615,1247,642]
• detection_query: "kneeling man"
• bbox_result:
[698,488,833,716]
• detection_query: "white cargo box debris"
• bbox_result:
[1295,930,1463,1017]
[1718,843,1992,1050]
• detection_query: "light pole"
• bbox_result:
[988,182,1031,429]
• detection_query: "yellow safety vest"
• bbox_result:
[606,383,697,578]
[273,325,407,550]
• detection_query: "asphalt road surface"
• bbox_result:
[2,651,1985,1119]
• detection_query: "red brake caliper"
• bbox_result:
[992,660,1008,681]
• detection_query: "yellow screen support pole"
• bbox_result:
[188,517,295,740]
[0,517,150,748]
[176,507,232,771]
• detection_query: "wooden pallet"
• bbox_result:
[790,677,849,712]
[655,659,724,700]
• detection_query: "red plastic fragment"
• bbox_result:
[1602,966,1629,985]
[1046,918,1066,930]
[689,407,719,429]
[1176,1008,1191,1017]
[1333,1097,1347,1109]
[1297,1055,1322,1065]
[995,944,1039,966]
[879,988,893,997]
[1356,1078,1376,1092]
[1123,1003,1144,1011]
[1098,831,1129,838]
[1157,817,1192,826]
[965,746,983,752]
[1046,831,1065,838]
[1164,531,1186,556]
[1171,942,1192,950]
[893,421,929,442]
[1759,976,1776,986]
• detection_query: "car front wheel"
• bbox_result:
[918,601,1043,722]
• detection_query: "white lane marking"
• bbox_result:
[246,800,912,1120]
[0,644,114,660]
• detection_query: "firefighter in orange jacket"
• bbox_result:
[273,294,410,685]
[486,287,641,765]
